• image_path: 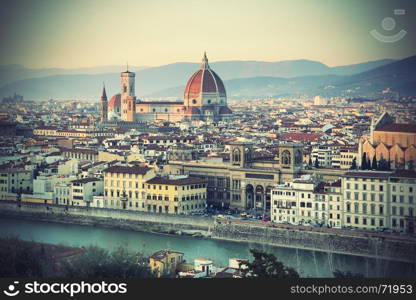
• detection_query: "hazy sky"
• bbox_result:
[0,0,415,68]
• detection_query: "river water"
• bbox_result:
[0,217,414,277]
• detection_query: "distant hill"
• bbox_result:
[321,55,416,97]
[146,56,416,99]
[0,65,149,87]
[0,57,406,100]
[147,75,341,98]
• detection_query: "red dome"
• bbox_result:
[219,106,232,115]
[108,94,121,109]
[184,54,226,100]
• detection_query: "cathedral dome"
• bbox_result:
[184,53,226,102]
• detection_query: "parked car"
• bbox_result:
[261,218,270,222]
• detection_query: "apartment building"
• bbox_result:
[0,168,33,200]
[100,165,156,210]
[387,170,415,234]
[332,146,358,169]
[343,171,390,230]
[311,146,333,168]
[271,177,316,225]
[70,178,103,206]
[145,175,207,214]
[149,250,184,277]
[271,170,416,234]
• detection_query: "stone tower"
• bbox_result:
[100,84,108,123]
[230,143,253,168]
[120,66,136,122]
[278,143,303,173]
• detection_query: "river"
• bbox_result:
[0,217,414,277]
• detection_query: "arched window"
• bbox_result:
[281,150,291,165]
[233,148,241,163]
[192,99,197,104]
[295,150,302,164]
[244,147,251,162]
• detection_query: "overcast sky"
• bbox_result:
[0,0,415,68]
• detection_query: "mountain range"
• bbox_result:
[0,56,414,100]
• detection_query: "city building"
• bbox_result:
[0,168,33,200]
[271,170,416,234]
[100,165,156,210]
[70,178,103,207]
[359,112,416,170]
[164,142,304,210]
[145,175,206,214]
[103,53,232,123]
[149,250,184,277]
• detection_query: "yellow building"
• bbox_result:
[145,176,207,214]
[101,165,156,210]
[149,250,184,277]
[343,171,390,230]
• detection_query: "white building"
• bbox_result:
[70,178,103,207]
[272,171,416,234]
[311,146,333,168]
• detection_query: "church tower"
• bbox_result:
[100,84,108,123]
[120,66,136,122]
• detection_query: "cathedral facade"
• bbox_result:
[100,53,232,123]
[359,112,416,170]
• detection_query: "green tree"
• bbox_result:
[350,157,357,170]
[378,158,391,171]
[0,237,53,277]
[61,245,154,278]
[371,156,378,170]
[314,157,319,168]
[333,269,364,278]
[239,249,299,278]
[361,153,367,170]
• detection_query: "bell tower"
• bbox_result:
[120,65,136,122]
[278,143,303,172]
[100,84,108,123]
[230,143,253,168]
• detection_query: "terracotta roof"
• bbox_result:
[150,250,183,260]
[390,170,416,179]
[280,132,323,143]
[103,165,152,175]
[184,56,226,100]
[376,123,416,133]
[139,101,183,105]
[108,94,121,109]
[71,178,100,184]
[63,148,98,155]
[146,176,206,186]
[344,171,391,179]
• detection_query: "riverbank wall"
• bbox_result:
[0,201,214,237]
[212,221,416,263]
[1,201,415,264]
